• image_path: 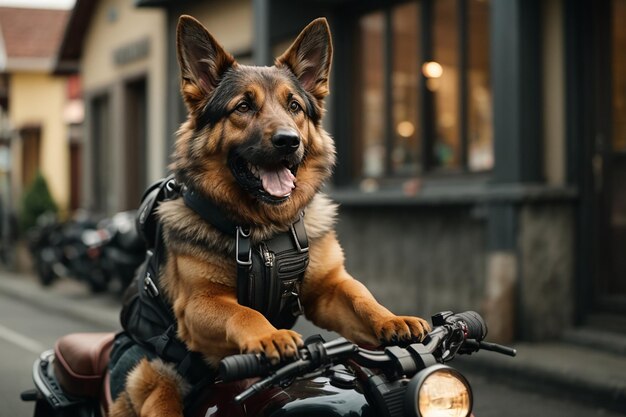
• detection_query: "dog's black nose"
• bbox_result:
[272,129,300,153]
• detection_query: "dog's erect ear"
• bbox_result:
[276,18,333,101]
[177,15,235,110]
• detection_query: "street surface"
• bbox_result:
[0,272,623,417]
[0,281,115,416]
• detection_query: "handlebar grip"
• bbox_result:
[449,311,488,342]
[219,353,269,382]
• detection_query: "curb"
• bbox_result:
[455,343,626,414]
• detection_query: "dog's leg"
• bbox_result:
[169,255,303,365]
[109,359,190,417]
[302,232,430,347]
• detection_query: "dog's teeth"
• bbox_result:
[247,163,259,176]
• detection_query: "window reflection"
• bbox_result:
[392,2,421,176]
[468,0,493,171]
[354,0,493,180]
[358,12,386,179]
[432,0,460,169]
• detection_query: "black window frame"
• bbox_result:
[334,0,493,185]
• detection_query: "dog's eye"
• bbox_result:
[236,102,250,113]
[289,100,302,114]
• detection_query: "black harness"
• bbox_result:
[182,187,309,327]
[119,176,309,385]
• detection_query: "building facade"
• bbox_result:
[65,0,625,342]
[0,7,72,217]
[56,0,167,216]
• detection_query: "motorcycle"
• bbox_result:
[26,212,62,287]
[82,211,145,293]
[27,211,110,293]
[21,311,515,416]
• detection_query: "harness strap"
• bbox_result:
[183,188,238,236]
[136,229,213,384]
[291,213,309,253]
[236,227,252,305]
[146,325,214,385]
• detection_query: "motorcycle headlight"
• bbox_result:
[405,365,472,417]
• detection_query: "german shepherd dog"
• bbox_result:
[110,15,430,417]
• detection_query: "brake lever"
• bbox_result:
[479,341,517,357]
[459,339,517,357]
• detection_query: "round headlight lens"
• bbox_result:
[417,368,472,417]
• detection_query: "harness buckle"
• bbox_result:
[292,292,304,316]
[285,281,303,316]
[236,226,252,266]
[164,178,180,198]
[290,212,309,253]
[144,272,159,297]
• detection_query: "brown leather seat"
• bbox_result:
[53,332,115,398]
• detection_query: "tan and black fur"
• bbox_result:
[110,15,430,417]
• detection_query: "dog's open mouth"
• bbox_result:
[229,152,298,204]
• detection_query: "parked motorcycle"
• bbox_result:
[21,310,515,417]
[27,211,109,293]
[82,211,145,293]
[26,212,62,287]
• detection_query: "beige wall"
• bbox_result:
[9,72,69,213]
[178,0,253,54]
[82,0,167,190]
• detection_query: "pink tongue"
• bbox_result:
[259,166,296,197]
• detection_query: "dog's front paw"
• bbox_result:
[241,329,304,365]
[374,316,431,345]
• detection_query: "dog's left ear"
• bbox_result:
[276,18,333,101]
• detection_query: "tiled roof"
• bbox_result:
[0,7,69,71]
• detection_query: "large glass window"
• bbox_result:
[432,0,460,169]
[467,0,493,171]
[353,0,492,184]
[357,11,386,178]
[392,3,422,176]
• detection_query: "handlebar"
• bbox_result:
[219,311,516,404]
[219,353,270,382]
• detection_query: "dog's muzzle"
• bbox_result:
[228,150,300,205]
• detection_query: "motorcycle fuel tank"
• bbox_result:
[196,373,374,417]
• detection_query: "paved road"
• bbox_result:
[0,273,623,416]
[0,284,115,416]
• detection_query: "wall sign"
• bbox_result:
[114,38,150,66]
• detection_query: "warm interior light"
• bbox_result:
[397,121,415,138]
[422,61,443,78]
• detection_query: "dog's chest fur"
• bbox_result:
[156,192,337,287]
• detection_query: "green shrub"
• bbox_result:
[20,172,58,233]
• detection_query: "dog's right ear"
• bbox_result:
[177,15,235,111]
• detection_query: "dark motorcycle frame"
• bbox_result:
[21,311,515,417]
[27,212,62,287]
[87,211,145,293]
[27,212,110,293]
